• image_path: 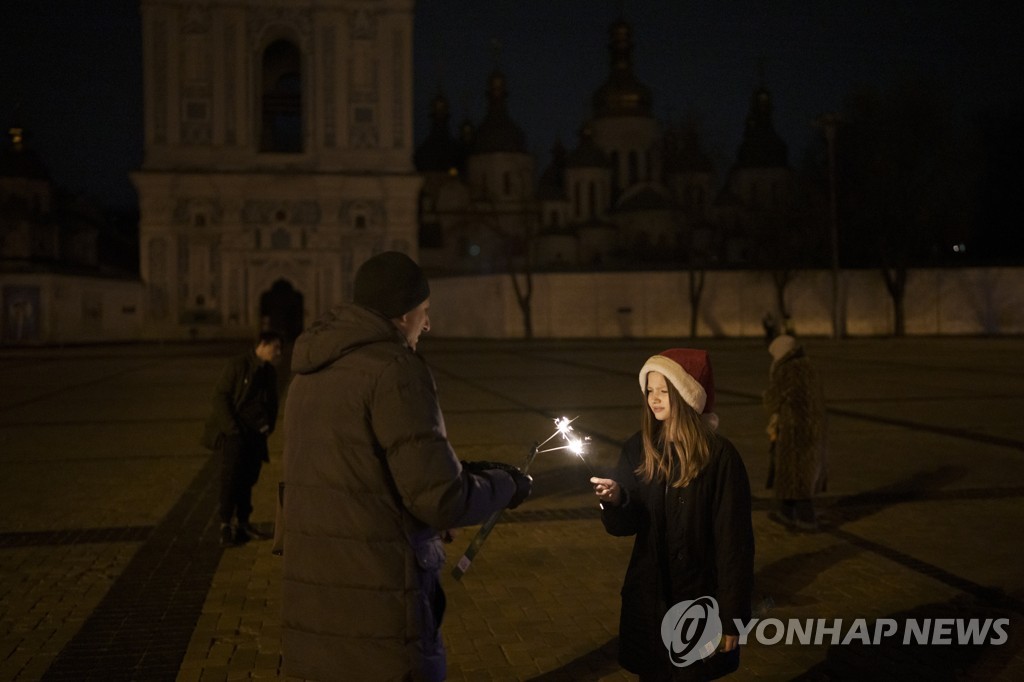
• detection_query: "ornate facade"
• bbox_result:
[415,18,796,274]
[133,0,420,340]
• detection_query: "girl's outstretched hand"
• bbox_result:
[590,477,622,506]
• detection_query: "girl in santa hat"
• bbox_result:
[591,349,754,681]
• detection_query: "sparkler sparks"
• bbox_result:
[537,415,577,449]
[535,416,595,475]
[452,415,593,581]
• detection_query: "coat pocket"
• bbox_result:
[412,534,446,572]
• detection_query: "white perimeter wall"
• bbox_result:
[0,273,144,345]
[428,268,1024,338]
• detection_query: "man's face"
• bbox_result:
[256,339,283,364]
[394,299,430,351]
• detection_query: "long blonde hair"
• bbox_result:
[636,378,714,488]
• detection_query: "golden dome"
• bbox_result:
[592,20,652,118]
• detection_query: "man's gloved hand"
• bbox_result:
[506,469,533,510]
[461,460,533,509]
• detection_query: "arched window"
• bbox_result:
[260,40,302,153]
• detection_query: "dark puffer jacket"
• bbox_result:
[281,304,516,682]
[601,432,754,681]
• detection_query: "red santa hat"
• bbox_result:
[639,348,719,429]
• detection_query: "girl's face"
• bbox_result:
[646,371,671,421]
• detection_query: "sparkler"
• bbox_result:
[537,434,595,477]
[451,416,580,581]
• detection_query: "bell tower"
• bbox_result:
[132,0,420,339]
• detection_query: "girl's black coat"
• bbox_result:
[602,431,755,679]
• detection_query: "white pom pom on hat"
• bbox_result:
[639,348,719,429]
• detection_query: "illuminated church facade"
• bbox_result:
[132,0,420,340]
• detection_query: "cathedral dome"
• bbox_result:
[414,91,466,172]
[592,20,652,118]
[472,70,528,154]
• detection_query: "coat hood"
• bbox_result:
[291,304,406,375]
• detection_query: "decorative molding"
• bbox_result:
[393,29,403,149]
[224,21,237,145]
[172,198,224,226]
[338,200,386,230]
[248,7,312,48]
[347,9,381,148]
[323,26,336,147]
[349,119,379,148]
[177,238,189,300]
[242,200,321,225]
[209,235,222,299]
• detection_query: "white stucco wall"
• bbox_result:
[0,273,144,345]
[428,268,1024,339]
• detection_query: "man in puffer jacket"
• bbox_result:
[281,251,532,681]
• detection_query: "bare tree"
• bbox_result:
[687,268,705,338]
[499,231,535,339]
[435,207,539,339]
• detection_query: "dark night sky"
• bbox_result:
[1,1,1022,209]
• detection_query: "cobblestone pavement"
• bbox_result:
[1,337,1022,681]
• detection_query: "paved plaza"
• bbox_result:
[1,336,1022,681]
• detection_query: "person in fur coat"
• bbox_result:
[764,334,828,530]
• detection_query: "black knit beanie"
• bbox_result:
[353,251,430,318]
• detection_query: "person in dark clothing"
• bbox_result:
[201,330,283,547]
[280,251,533,682]
[591,349,755,681]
